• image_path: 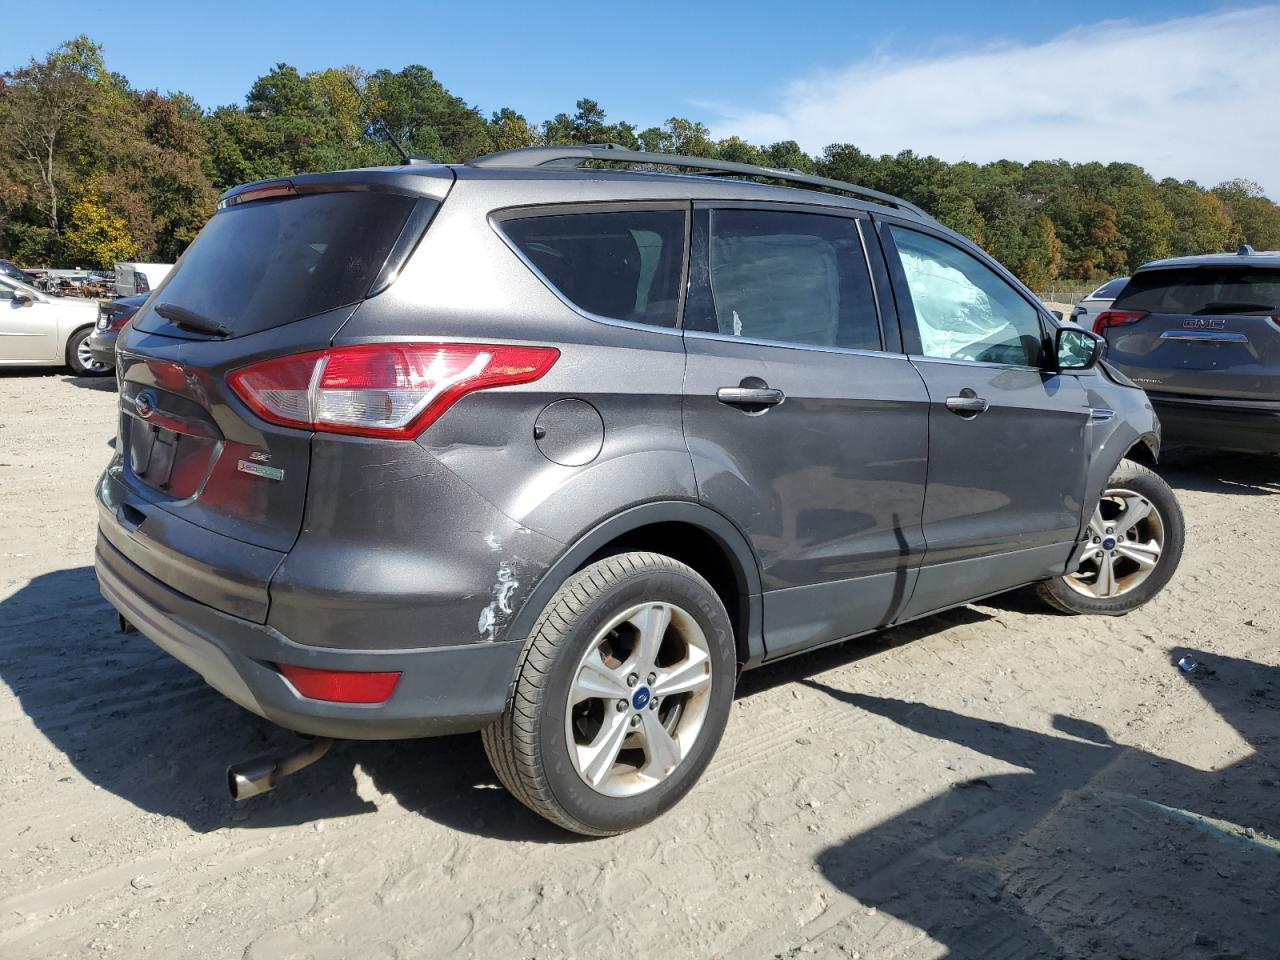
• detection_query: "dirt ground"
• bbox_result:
[2,370,1278,960]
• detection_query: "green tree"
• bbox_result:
[1214,179,1280,249]
[543,98,638,149]
[488,107,539,152]
[369,65,491,162]
[63,177,136,267]
[0,36,104,257]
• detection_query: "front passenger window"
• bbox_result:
[889,227,1044,367]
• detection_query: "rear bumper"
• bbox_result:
[95,532,523,739]
[87,328,118,366]
[1150,394,1280,455]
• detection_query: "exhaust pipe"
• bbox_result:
[227,737,333,801]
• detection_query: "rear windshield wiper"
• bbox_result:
[1193,301,1278,315]
[154,302,230,337]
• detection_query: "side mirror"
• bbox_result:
[13,292,33,307]
[1055,326,1104,371]
[1050,309,1064,322]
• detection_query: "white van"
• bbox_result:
[114,262,174,297]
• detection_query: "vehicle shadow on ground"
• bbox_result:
[0,566,575,843]
[1159,447,1280,496]
[0,369,115,391]
[801,649,1280,959]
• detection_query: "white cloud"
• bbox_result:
[709,7,1280,196]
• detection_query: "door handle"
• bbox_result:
[716,386,785,409]
[945,394,989,417]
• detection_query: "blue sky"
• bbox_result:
[7,1,1279,192]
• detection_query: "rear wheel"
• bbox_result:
[482,552,736,835]
[66,327,110,377]
[1036,459,1183,615]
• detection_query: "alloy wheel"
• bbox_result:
[76,336,109,375]
[564,601,713,798]
[1064,487,1165,599]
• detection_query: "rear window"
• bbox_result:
[1115,267,1280,315]
[1089,277,1128,300]
[501,209,686,327]
[136,191,420,337]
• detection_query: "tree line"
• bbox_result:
[3,36,1279,288]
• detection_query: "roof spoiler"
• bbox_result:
[468,143,931,219]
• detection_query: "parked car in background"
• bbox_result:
[114,261,173,297]
[1070,276,1128,326]
[0,274,107,375]
[1093,246,1279,454]
[95,146,1183,836]
[0,259,38,286]
[87,293,148,368]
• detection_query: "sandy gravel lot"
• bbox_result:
[2,370,1278,960]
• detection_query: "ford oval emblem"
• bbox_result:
[134,391,157,420]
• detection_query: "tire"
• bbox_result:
[482,551,736,836]
[1036,459,1183,616]
[66,327,110,376]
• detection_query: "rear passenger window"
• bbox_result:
[501,209,686,327]
[689,209,881,350]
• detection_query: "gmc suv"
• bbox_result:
[1092,246,1280,454]
[94,145,1183,835]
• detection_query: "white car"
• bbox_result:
[0,275,107,376]
[1069,277,1129,329]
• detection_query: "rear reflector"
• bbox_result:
[277,663,401,703]
[228,342,559,439]
[1093,309,1148,335]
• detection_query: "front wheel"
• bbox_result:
[1036,459,1184,616]
[482,552,736,835]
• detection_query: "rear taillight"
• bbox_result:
[277,663,401,703]
[1092,309,1147,335]
[110,309,137,332]
[228,342,559,439]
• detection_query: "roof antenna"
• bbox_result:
[345,74,419,166]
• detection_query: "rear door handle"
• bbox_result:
[716,386,785,408]
[945,394,989,417]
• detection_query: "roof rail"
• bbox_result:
[468,144,930,219]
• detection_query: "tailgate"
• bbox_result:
[102,180,446,620]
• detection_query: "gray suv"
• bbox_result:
[94,146,1184,835]
[1092,247,1280,454]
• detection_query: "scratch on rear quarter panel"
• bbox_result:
[477,560,520,641]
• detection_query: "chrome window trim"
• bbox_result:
[686,327,903,360]
[907,354,1047,374]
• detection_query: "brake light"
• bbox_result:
[1092,309,1147,335]
[277,663,401,703]
[110,309,138,331]
[228,342,559,439]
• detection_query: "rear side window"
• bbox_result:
[135,191,421,338]
[689,208,881,350]
[501,209,686,327]
[1115,267,1280,315]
